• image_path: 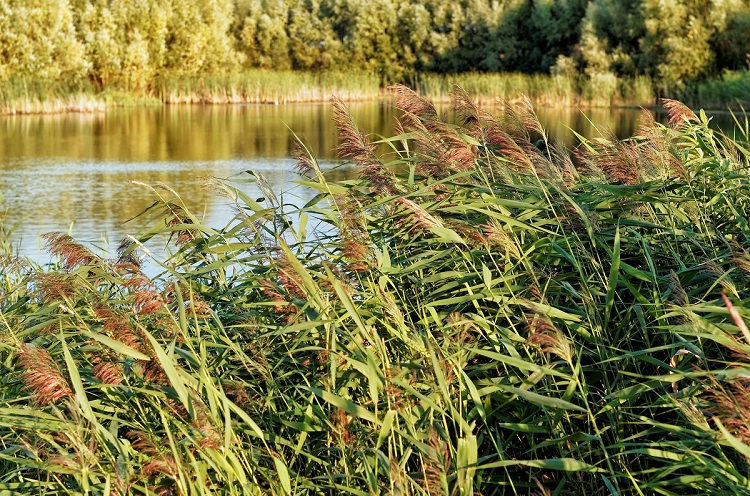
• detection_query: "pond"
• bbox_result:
[0,102,737,267]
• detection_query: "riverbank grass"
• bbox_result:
[1,87,750,494]
[0,70,661,114]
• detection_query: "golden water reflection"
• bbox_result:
[0,102,735,265]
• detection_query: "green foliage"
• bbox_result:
[3,87,750,493]
[578,0,750,91]
[1,0,749,102]
[0,0,88,81]
[695,69,750,107]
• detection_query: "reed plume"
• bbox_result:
[332,95,398,196]
[395,197,443,231]
[421,428,451,494]
[661,99,698,128]
[501,94,546,139]
[636,109,687,179]
[291,139,320,177]
[42,232,101,270]
[389,84,437,119]
[92,361,124,385]
[17,344,73,405]
[450,84,480,129]
[127,430,177,477]
[94,305,144,352]
[116,238,141,268]
[33,272,79,303]
[576,136,642,185]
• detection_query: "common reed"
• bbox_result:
[1,87,750,494]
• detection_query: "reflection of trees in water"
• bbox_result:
[0,103,400,164]
[0,104,737,167]
[0,103,738,260]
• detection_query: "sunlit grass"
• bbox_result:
[0,70,659,115]
[1,87,750,494]
[414,72,655,107]
[155,70,382,104]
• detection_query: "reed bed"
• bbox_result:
[0,71,657,115]
[155,70,382,104]
[414,73,655,107]
[1,87,750,494]
[0,78,107,114]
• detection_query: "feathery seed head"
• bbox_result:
[17,344,73,405]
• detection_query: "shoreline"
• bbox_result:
[1,69,748,115]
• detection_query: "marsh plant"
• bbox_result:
[2,86,750,494]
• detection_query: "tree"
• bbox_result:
[288,0,342,70]
[0,0,88,81]
[237,0,291,69]
[165,0,238,74]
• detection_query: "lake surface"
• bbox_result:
[0,102,736,267]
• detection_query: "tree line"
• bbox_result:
[1,0,748,93]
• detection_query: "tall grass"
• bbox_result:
[1,87,750,494]
[155,70,382,104]
[414,73,655,107]
[0,71,657,114]
[0,71,382,114]
[0,77,106,114]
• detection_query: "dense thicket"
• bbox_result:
[0,0,748,91]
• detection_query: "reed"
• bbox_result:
[1,88,750,494]
[155,70,382,104]
[413,72,656,107]
[0,71,659,115]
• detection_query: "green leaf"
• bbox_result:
[498,385,586,412]
[81,331,150,361]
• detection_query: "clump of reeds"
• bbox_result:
[2,86,750,494]
[413,72,655,107]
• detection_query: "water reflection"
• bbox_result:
[0,102,738,265]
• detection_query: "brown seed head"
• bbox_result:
[42,232,100,270]
[17,344,73,405]
[662,99,698,128]
[389,84,437,118]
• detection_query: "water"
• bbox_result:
[0,102,737,266]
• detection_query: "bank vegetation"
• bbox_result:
[1,0,750,112]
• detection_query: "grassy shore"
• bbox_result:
[8,68,750,115]
[0,70,662,115]
[1,86,750,494]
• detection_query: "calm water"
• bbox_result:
[0,102,735,265]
